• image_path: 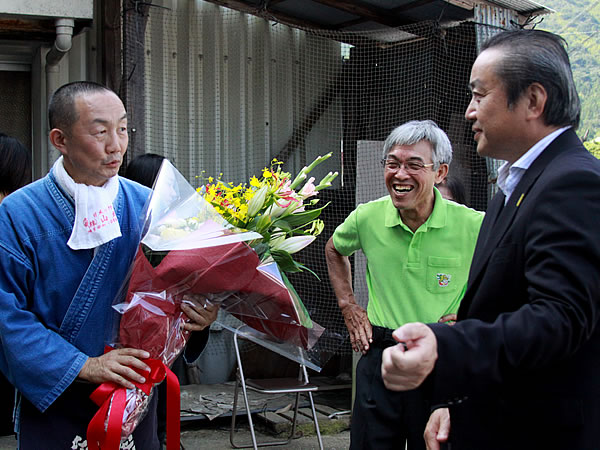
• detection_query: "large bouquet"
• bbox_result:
[198,155,338,345]
[86,155,337,449]
[200,155,338,273]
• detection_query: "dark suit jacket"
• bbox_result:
[428,129,600,449]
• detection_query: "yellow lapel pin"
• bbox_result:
[516,193,525,207]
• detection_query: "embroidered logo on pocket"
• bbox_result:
[436,273,451,287]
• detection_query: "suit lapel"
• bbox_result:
[467,192,504,278]
[465,129,582,293]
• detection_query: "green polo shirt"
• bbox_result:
[333,188,483,329]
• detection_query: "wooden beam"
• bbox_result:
[101,0,121,93]
[202,0,341,29]
[310,0,407,27]
[0,17,91,40]
[121,0,152,162]
[329,0,446,30]
[199,0,455,30]
[392,0,439,13]
[0,18,56,39]
[331,16,371,29]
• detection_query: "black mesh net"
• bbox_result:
[122,1,497,364]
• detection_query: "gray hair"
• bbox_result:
[382,120,452,169]
[481,30,580,129]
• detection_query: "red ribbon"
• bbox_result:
[86,350,181,450]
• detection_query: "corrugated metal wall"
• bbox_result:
[142,1,342,185]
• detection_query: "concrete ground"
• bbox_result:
[0,388,352,449]
[0,380,352,449]
[0,417,351,449]
[181,416,350,449]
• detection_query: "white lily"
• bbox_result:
[315,171,339,191]
[289,171,307,191]
[264,202,288,219]
[159,227,190,240]
[289,152,333,190]
[271,235,316,255]
[269,233,286,249]
[247,185,268,218]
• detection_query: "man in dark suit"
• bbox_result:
[381,29,600,449]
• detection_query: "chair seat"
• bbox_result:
[246,377,318,394]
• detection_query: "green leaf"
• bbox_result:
[246,217,257,230]
[252,242,270,259]
[271,249,303,273]
[141,244,169,268]
[255,214,273,233]
[273,219,292,232]
[275,202,329,228]
[294,262,321,280]
[279,272,313,328]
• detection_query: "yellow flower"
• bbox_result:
[250,176,261,188]
[262,168,272,179]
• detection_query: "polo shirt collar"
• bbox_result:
[385,187,447,231]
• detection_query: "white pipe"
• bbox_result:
[44,18,74,175]
[46,18,74,66]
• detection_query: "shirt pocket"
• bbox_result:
[426,256,461,294]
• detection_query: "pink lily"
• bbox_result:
[299,177,317,198]
[277,180,296,200]
[275,199,295,208]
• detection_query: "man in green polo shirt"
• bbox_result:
[325,120,483,449]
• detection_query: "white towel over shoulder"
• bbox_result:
[53,156,122,250]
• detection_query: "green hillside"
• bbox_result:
[538,0,600,139]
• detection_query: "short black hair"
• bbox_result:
[124,153,165,188]
[481,29,580,129]
[0,132,32,195]
[436,176,467,206]
[48,81,116,133]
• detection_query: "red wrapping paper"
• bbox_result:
[126,242,309,348]
[119,291,189,367]
[88,280,190,448]
[87,353,180,450]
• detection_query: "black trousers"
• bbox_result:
[18,381,159,450]
[350,327,430,450]
[0,373,15,436]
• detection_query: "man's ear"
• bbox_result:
[434,163,449,184]
[525,82,548,121]
[49,128,68,156]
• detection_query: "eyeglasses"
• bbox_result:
[380,158,434,174]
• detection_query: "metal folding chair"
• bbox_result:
[229,325,324,450]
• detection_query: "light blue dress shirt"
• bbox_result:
[497,126,571,204]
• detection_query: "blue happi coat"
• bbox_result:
[0,169,150,412]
